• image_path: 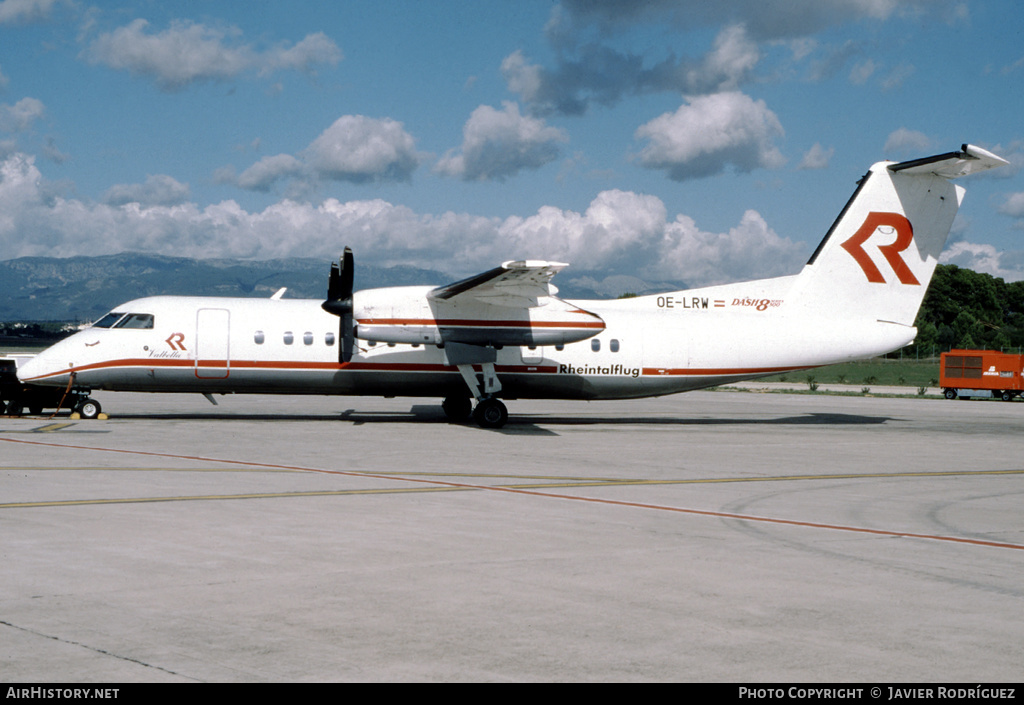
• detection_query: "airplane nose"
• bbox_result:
[15,349,64,386]
[15,354,44,382]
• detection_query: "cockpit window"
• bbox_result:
[92,312,126,328]
[114,313,155,329]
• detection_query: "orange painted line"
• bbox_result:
[28,357,812,381]
[357,318,604,329]
[644,365,816,376]
[3,436,1022,552]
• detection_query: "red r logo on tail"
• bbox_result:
[840,211,920,285]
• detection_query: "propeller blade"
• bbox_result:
[321,248,355,363]
[342,312,354,363]
[341,247,354,300]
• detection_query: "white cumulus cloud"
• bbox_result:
[883,127,931,155]
[305,115,419,183]
[0,0,60,25]
[798,142,834,170]
[556,0,961,41]
[0,152,808,286]
[940,241,1024,282]
[83,19,341,91]
[102,174,191,207]
[236,154,305,192]
[231,116,421,192]
[435,102,567,181]
[634,91,785,180]
[654,209,805,284]
[998,191,1024,219]
[502,24,761,116]
[0,97,45,132]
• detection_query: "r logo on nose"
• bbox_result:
[165,333,186,351]
[840,211,920,285]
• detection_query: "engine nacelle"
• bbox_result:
[354,285,605,347]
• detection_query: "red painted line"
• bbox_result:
[3,436,1021,552]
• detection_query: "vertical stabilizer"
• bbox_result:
[789,144,1008,327]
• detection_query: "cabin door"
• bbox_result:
[195,308,230,379]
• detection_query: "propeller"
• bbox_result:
[321,247,355,363]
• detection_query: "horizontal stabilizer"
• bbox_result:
[889,144,1009,179]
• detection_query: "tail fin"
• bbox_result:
[790,144,1008,326]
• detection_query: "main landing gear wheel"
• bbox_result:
[473,397,508,429]
[442,395,473,423]
[474,398,508,429]
[75,398,102,420]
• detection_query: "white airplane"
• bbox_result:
[12,144,1009,428]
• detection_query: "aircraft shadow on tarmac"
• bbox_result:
[74,406,892,436]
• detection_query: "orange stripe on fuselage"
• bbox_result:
[643,365,814,376]
[24,356,811,383]
[357,318,604,329]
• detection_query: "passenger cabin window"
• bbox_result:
[303,332,314,345]
[591,339,601,352]
[254,331,265,345]
[92,312,126,328]
[325,332,335,346]
[283,331,294,345]
[114,313,154,329]
[610,339,620,353]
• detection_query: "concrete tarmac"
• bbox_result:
[1,390,1022,682]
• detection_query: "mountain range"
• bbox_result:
[0,253,682,322]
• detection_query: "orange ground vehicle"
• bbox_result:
[939,350,1024,401]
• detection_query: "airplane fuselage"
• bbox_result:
[19,276,915,403]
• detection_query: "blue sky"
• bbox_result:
[2,0,1024,287]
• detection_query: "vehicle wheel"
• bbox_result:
[943,389,957,400]
[7,403,23,416]
[29,405,43,415]
[474,398,508,429]
[442,395,473,423]
[76,398,102,420]
[1002,391,1014,402]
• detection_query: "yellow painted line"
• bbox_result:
[527,469,1024,486]
[0,466,303,473]
[0,478,665,508]
[32,423,77,433]
[0,486,470,508]
[4,466,1021,482]
[5,469,1024,509]
[4,434,1023,551]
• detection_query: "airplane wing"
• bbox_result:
[428,260,568,307]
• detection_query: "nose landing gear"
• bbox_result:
[74,397,103,420]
